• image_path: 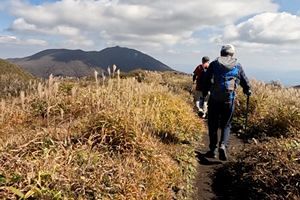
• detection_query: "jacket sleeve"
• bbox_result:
[203,63,213,94]
[239,65,251,93]
[192,67,197,83]
[193,73,196,83]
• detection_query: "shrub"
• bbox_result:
[221,80,300,200]
[234,80,300,140]
[214,137,300,200]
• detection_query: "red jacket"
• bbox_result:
[193,64,205,91]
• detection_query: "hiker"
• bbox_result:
[192,56,210,118]
[203,44,251,161]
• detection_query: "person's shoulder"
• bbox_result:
[211,58,219,63]
[193,66,199,72]
[194,64,201,69]
[211,57,220,64]
[193,66,200,74]
[208,59,218,68]
[235,62,244,70]
[231,58,241,67]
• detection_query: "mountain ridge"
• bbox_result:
[7,46,173,78]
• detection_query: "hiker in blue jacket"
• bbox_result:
[203,44,251,161]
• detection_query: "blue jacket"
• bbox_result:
[203,56,251,102]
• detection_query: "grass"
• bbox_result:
[234,80,300,140]
[0,71,203,199]
[2,65,298,199]
[215,137,300,200]
[218,80,300,200]
[0,59,34,98]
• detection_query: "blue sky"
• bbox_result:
[0,0,300,85]
[275,0,300,14]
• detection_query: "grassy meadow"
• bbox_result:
[0,62,299,200]
[0,70,203,199]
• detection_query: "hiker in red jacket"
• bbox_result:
[193,56,210,118]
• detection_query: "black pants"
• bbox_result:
[207,98,235,150]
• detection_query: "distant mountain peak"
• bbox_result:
[7,47,173,78]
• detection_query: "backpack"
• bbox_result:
[211,64,240,102]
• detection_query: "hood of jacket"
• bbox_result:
[217,56,237,70]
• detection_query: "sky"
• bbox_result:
[0,0,300,85]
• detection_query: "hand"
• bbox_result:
[191,84,196,92]
[245,89,252,96]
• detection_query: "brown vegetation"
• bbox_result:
[218,80,300,200]
[0,71,203,199]
[0,59,34,98]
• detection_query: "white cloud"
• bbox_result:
[7,0,278,49]
[1,1,299,85]
[10,17,91,47]
[0,35,17,43]
[11,18,37,32]
[0,35,47,46]
[24,39,48,46]
[220,12,300,46]
[11,18,80,37]
[63,35,94,47]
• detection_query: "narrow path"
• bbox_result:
[193,124,246,200]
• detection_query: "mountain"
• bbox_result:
[8,46,173,78]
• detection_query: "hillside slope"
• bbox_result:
[0,59,33,80]
[0,59,33,97]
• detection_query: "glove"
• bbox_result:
[244,89,252,96]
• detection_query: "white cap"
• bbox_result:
[221,44,235,55]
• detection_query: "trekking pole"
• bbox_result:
[245,95,250,133]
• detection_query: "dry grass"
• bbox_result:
[218,79,300,200]
[0,71,203,199]
[234,80,300,140]
[216,137,300,200]
[0,59,34,98]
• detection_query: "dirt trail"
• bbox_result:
[193,124,246,200]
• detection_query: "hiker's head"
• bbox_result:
[202,56,210,68]
[220,44,235,57]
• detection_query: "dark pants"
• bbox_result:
[208,98,234,151]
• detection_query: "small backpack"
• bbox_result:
[211,64,240,102]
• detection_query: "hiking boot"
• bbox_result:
[204,150,217,159]
[219,144,227,161]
